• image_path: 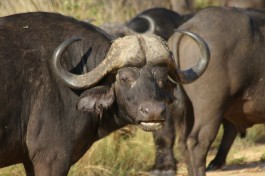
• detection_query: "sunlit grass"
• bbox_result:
[194,0,221,10]
[0,0,58,16]
[0,0,170,25]
[0,0,219,25]
[0,164,25,176]
[68,130,156,176]
[228,157,247,165]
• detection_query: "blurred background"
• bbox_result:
[0,0,221,25]
[0,0,265,176]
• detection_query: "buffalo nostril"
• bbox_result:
[139,103,166,118]
[139,106,149,116]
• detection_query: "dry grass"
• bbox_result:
[68,130,156,176]
[0,0,217,25]
[0,0,171,25]
[0,0,59,16]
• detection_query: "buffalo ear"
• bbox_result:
[77,86,115,114]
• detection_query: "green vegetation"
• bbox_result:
[195,0,221,10]
[260,153,265,162]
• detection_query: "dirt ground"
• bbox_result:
[177,162,265,176]
[176,144,265,176]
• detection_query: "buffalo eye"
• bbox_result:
[153,67,168,87]
[157,78,172,88]
[117,67,139,86]
[120,74,129,83]
[153,67,176,88]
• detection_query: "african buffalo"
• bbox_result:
[101,8,193,40]
[101,7,235,174]
[126,8,193,40]
[0,12,209,175]
[166,7,265,176]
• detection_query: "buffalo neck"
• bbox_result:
[96,104,129,140]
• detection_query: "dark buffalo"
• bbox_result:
[101,8,193,40]
[166,7,265,176]
[126,8,193,40]
[0,12,210,175]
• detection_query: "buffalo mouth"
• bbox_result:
[137,121,164,132]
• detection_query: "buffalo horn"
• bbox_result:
[51,35,171,89]
[138,15,156,34]
[173,29,210,84]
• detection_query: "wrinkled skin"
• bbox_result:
[0,12,178,176]
[167,7,265,176]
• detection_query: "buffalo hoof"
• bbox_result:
[149,169,176,176]
[206,161,224,171]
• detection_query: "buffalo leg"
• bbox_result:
[32,156,71,176]
[23,160,34,176]
[177,97,195,176]
[150,91,194,176]
[150,115,177,176]
[178,130,194,176]
[187,108,223,176]
[27,145,71,176]
[206,118,238,171]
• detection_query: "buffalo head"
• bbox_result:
[50,31,210,131]
[126,8,190,40]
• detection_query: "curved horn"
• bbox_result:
[173,29,210,84]
[50,36,148,89]
[138,15,156,34]
[50,37,85,88]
